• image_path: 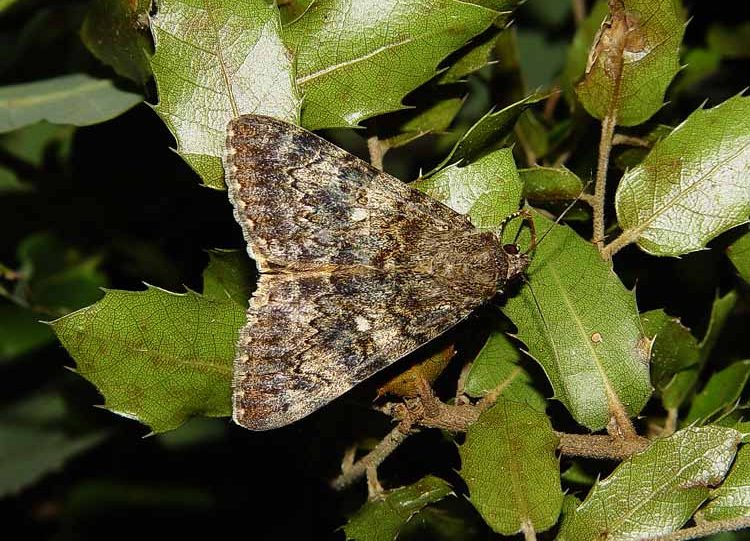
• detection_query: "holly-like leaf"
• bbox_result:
[382,97,464,149]
[414,147,521,230]
[463,330,545,412]
[52,283,243,432]
[640,309,700,392]
[519,166,584,202]
[727,230,750,285]
[343,476,453,541]
[685,360,750,425]
[459,398,561,536]
[614,95,750,256]
[0,74,142,133]
[439,28,502,84]
[437,92,547,169]
[150,0,300,188]
[286,0,505,130]
[700,444,750,522]
[576,0,685,126]
[503,212,652,430]
[80,0,153,85]
[558,426,743,541]
[662,291,737,410]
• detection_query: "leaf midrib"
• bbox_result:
[547,264,620,418]
[623,137,750,239]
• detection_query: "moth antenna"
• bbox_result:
[531,180,594,252]
[497,207,536,248]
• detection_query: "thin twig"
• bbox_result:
[651,517,750,541]
[591,1,628,256]
[612,133,650,147]
[331,422,415,490]
[556,432,649,460]
[601,229,636,259]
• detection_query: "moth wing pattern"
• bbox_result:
[224,115,506,430]
[234,268,486,430]
[224,115,475,272]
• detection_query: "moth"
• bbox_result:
[224,115,530,430]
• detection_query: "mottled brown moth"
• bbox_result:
[224,115,530,430]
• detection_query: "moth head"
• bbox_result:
[501,243,531,281]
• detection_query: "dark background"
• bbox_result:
[1,0,749,539]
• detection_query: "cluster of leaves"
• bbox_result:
[1,0,750,539]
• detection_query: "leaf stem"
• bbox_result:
[592,112,618,253]
[601,229,637,259]
[556,432,649,460]
[521,520,538,541]
[592,0,627,256]
[651,517,750,541]
[330,422,416,490]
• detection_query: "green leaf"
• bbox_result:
[0,121,74,167]
[575,0,684,126]
[414,147,521,230]
[201,250,254,308]
[382,97,464,149]
[503,212,652,430]
[150,0,300,188]
[662,291,738,410]
[343,476,453,541]
[0,392,106,497]
[685,360,750,425]
[640,309,700,392]
[727,230,750,285]
[80,0,153,85]
[516,111,550,160]
[0,165,31,194]
[463,330,545,411]
[286,0,504,130]
[560,0,608,106]
[561,463,597,487]
[707,22,750,59]
[15,233,107,316]
[701,445,750,522]
[459,398,561,535]
[559,426,743,541]
[439,29,501,84]
[0,74,142,133]
[52,283,244,432]
[519,166,583,202]
[437,92,547,169]
[614,95,750,256]
[0,304,54,362]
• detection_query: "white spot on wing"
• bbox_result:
[355,315,371,332]
[351,208,368,221]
